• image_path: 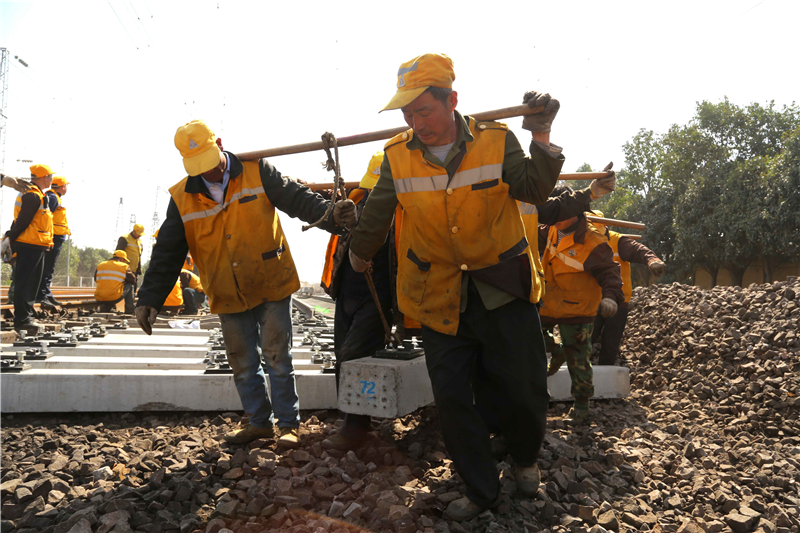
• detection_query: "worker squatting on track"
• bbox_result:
[135,120,357,450]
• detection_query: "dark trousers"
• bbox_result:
[14,246,46,327]
[181,288,206,315]
[334,292,392,436]
[38,236,65,301]
[592,307,630,365]
[422,281,549,508]
[98,283,135,314]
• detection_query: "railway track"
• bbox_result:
[0,286,99,312]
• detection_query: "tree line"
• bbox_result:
[591,98,800,287]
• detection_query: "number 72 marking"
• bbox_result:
[360,380,376,395]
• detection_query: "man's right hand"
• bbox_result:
[598,298,618,318]
[522,91,560,133]
[1,175,33,194]
[135,306,158,335]
[590,163,616,199]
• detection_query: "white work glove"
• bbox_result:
[590,162,616,199]
[333,199,357,228]
[349,249,369,273]
[135,306,158,335]
[1,175,33,194]
[1,237,12,263]
[648,259,666,277]
[598,297,618,318]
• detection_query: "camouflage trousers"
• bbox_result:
[543,323,594,407]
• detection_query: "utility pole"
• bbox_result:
[150,186,161,252]
[0,48,9,174]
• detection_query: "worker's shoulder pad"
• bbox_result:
[472,119,508,131]
[384,129,414,150]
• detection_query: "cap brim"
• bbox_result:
[380,86,428,113]
[183,144,221,176]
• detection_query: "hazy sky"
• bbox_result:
[1,0,797,283]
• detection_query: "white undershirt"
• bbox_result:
[202,152,230,204]
[427,142,455,166]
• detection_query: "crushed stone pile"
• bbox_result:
[2,278,800,533]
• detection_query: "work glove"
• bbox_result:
[590,162,616,199]
[0,175,33,194]
[648,259,666,277]
[333,199,357,228]
[349,249,370,273]
[1,237,12,264]
[522,91,560,133]
[598,297,618,318]
[135,305,159,336]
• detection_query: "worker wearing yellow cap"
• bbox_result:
[4,164,55,332]
[135,120,356,449]
[347,53,566,521]
[36,175,71,307]
[116,223,145,289]
[94,250,136,313]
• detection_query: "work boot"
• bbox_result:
[564,406,590,426]
[547,353,566,376]
[444,496,485,522]
[15,320,42,335]
[277,427,300,449]
[514,464,541,496]
[224,423,275,445]
[45,295,62,306]
[321,430,367,451]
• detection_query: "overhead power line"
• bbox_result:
[107,0,139,50]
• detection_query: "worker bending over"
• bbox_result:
[591,213,665,365]
[116,224,144,290]
[6,165,54,333]
[348,53,564,521]
[180,268,206,315]
[539,198,624,424]
[94,250,136,313]
[136,121,356,449]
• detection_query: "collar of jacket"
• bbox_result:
[405,110,475,155]
[183,151,243,194]
[568,214,589,245]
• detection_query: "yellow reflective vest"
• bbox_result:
[169,161,299,314]
[388,117,534,335]
[123,234,143,274]
[95,259,128,302]
[164,279,183,307]
[51,192,70,236]
[13,187,53,248]
[540,221,608,321]
[518,201,546,304]
[608,231,632,303]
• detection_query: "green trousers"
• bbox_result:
[543,323,594,408]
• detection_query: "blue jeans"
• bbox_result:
[219,296,299,429]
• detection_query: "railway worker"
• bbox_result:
[5,164,54,333]
[179,268,206,315]
[347,52,565,521]
[135,120,356,449]
[590,211,665,366]
[318,152,396,451]
[539,198,624,425]
[37,175,71,308]
[94,250,136,313]
[116,224,145,290]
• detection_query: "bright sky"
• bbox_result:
[1,0,797,284]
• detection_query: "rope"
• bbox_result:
[302,132,345,231]
[364,262,398,346]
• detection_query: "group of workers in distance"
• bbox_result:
[2,166,71,332]
[135,52,664,521]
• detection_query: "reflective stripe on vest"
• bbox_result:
[13,188,53,248]
[94,259,128,302]
[50,192,70,236]
[124,234,143,273]
[169,159,300,314]
[388,117,534,336]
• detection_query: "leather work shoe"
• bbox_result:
[565,406,590,426]
[515,464,541,496]
[45,295,62,306]
[15,320,42,334]
[547,353,566,376]
[321,431,367,451]
[277,427,300,449]
[224,424,275,445]
[444,496,485,522]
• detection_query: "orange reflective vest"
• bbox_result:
[164,279,183,307]
[607,231,632,303]
[540,221,608,321]
[181,269,203,292]
[94,259,128,302]
[13,187,53,248]
[388,117,534,335]
[123,234,143,273]
[50,192,70,236]
[169,160,299,314]
[183,253,195,273]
